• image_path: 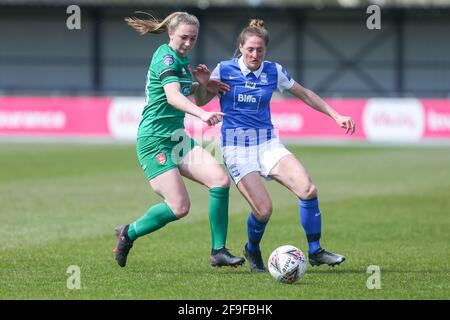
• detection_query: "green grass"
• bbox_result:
[0,143,449,299]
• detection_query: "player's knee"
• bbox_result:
[299,183,317,200]
[254,202,272,221]
[210,171,230,188]
[169,200,191,218]
[217,173,231,188]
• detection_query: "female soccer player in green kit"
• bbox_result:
[113,12,244,268]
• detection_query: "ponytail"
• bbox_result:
[125,11,199,35]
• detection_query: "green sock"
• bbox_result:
[127,202,178,241]
[209,187,230,250]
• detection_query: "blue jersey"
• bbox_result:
[211,57,294,146]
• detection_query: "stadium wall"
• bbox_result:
[1,6,449,98]
[1,97,450,144]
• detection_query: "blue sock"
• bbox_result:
[299,198,322,254]
[246,212,268,253]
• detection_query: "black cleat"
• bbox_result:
[309,248,345,267]
[243,243,268,272]
[210,247,245,268]
[113,224,134,268]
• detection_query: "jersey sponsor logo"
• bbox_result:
[163,54,174,65]
[156,152,167,165]
[233,86,262,112]
[237,93,257,103]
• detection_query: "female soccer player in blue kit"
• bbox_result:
[211,19,356,272]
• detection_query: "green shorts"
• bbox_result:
[136,132,198,180]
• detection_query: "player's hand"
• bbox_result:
[336,115,356,135]
[200,111,224,126]
[192,64,211,87]
[206,79,230,96]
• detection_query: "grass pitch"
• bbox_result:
[0,143,449,299]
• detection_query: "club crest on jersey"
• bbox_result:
[163,54,174,65]
[245,81,256,89]
[156,153,167,165]
[260,72,268,84]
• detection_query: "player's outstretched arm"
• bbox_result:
[164,82,223,126]
[288,82,356,134]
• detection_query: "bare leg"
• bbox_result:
[269,154,317,200]
[149,168,190,218]
[236,171,272,272]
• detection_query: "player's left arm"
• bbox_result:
[288,82,356,134]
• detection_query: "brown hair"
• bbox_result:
[125,11,199,35]
[234,19,269,57]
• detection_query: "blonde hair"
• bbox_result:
[234,19,269,57]
[125,11,199,35]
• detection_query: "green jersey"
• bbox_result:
[138,44,193,138]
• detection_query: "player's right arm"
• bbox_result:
[163,82,223,126]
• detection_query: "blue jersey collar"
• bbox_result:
[238,56,264,78]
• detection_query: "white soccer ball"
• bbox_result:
[268,245,307,284]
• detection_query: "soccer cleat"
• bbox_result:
[210,247,245,268]
[113,224,134,268]
[308,248,345,267]
[243,243,268,272]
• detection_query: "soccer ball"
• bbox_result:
[268,245,307,284]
